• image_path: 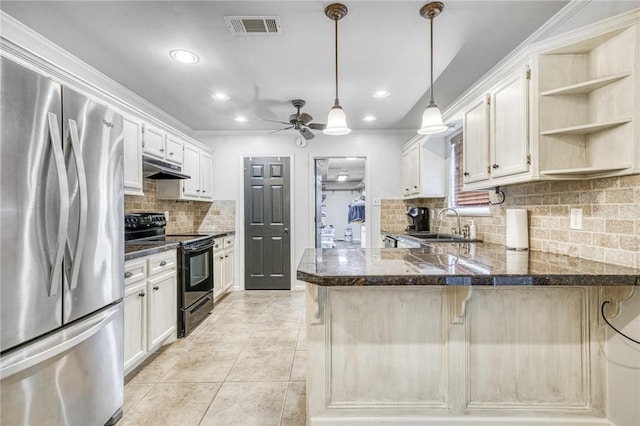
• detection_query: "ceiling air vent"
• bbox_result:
[224,16,282,36]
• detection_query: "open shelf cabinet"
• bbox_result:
[536,23,639,178]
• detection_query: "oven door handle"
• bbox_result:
[183,241,214,253]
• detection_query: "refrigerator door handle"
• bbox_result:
[65,119,88,290]
[0,306,119,380]
[47,113,70,297]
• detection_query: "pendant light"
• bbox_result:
[418,2,448,135]
[323,3,351,135]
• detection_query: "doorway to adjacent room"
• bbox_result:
[314,157,366,250]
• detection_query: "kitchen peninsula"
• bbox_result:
[297,244,640,425]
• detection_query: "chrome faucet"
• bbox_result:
[436,208,461,236]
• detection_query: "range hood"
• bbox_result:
[142,155,191,180]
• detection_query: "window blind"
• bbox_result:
[451,135,490,207]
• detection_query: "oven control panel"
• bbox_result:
[125,213,167,229]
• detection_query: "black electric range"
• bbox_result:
[125,213,215,336]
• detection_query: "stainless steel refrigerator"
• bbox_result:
[0,56,124,425]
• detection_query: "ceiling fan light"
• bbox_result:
[324,105,351,135]
[418,103,448,135]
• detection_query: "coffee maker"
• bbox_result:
[406,207,429,233]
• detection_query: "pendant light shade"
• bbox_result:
[419,102,448,135]
[418,2,448,135]
[325,105,351,135]
[324,3,351,136]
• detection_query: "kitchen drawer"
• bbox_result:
[147,250,176,277]
[223,236,234,249]
[213,237,224,253]
[124,258,147,286]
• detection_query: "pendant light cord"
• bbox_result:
[334,16,339,107]
[429,14,435,105]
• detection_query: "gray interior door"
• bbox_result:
[244,157,291,290]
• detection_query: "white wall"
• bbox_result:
[194,130,412,290]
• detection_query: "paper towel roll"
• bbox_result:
[506,209,529,250]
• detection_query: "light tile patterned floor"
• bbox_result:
[121,291,306,426]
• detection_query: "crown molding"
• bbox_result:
[0,11,194,139]
[442,2,640,123]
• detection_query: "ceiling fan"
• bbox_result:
[261,99,326,140]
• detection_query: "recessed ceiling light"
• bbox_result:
[337,174,348,181]
[234,116,248,122]
[363,115,377,122]
[372,90,390,98]
[212,93,230,101]
[169,50,199,64]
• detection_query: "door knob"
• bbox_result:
[284,228,289,233]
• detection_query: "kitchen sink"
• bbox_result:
[406,233,483,243]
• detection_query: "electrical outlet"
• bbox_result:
[373,198,382,206]
[570,208,582,230]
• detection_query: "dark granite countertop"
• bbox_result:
[124,231,234,261]
[125,242,180,261]
[296,242,640,287]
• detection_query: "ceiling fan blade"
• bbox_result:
[269,126,294,135]
[300,127,315,140]
[260,118,290,125]
[298,112,313,125]
[307,123,326,130]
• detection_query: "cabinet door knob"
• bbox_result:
[153,286,160,291]
[492,164,499,169]
[413,185,418,189]
[169,152,174,156]
[225,255,229,258]
[124,271,133,278]
[160,148,164,152]
[138,291,145,297]
[220,256,224,260]
[159,260,167,266]
[463,172,470,177]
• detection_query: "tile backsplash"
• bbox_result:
[381,175,640,268]
[125,180,236,234]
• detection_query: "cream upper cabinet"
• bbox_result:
[490,66,530,179]
[123,115,144,196]
[182,144,201,198]
[142,123,166,159]
[199,150,214,200]
[462,64,531,189]
[401,135,446,199]
[156,142,214,201]
[165,134,184,165]
[142,123,185,166]
[462,96,491,184]
[536,23,639,178]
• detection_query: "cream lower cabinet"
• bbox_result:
[124,250,177,375]
[213,235,235,300]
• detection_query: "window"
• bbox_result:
[449,132,490,214]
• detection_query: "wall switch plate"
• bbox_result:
[165,210,170,222]
[373,198,381,206]
[570,208,582,230]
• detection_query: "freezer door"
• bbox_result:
[0,303,124,425]
[62,87,124,323]
[0,57,66,352]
